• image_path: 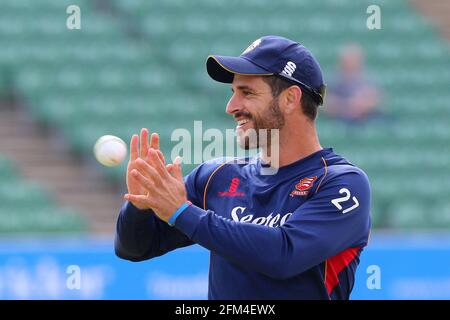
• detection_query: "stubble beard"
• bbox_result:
[237,97,285,150]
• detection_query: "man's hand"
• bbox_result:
[126,128,166,210]
[124,148,188,222]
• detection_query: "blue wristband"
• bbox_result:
[168,201,191,226]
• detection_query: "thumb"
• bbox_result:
[172,156,183,181]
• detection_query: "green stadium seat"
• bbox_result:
[0,182,53,208]
[386,201,429,229]
[0,157,18,181]
[0,207,87,233]
[0,153,88,233]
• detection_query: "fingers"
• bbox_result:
[135,158,161,184]
[172,156,184,181]
[140,128,149,159]
[130,134,139,162]
[143,132,164,164]
[174,156,182,166]
[143,148,165,165]
[150,133,165,164]
[147,149,169,178]
[131,168,155,190]
[156,149,165,165]
[164,158,183,179]
[149,132,160,150]
[124,193,154,208]
[127,172,144,191]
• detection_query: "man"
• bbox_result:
[324,43,381,123]
[115,35,371,300]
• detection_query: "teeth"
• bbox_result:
[237,119,249,126]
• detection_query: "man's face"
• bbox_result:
[226,75,285,149]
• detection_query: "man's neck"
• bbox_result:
[261,121,322,168]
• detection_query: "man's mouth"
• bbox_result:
[236,118,251,130]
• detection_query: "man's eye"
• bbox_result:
[243,91,252,96]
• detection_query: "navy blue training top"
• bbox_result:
[115,148,371,299]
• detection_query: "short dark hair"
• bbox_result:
[262,76,318,121]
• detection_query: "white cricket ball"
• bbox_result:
[93,135,127,167]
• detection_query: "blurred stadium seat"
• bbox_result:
[0,156,87,233]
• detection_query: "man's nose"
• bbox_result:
[226,93,241,116]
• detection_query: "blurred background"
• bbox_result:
[0,0,449,299]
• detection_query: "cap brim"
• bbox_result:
[206,55,273,83]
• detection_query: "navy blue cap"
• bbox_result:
[206,35,326,105]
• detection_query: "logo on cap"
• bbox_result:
[242,38,262,55]
[281,61,297,77]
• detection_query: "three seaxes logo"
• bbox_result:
[289,176,318,197]
[218,177,245,197]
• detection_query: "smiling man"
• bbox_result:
[115,35,372,300]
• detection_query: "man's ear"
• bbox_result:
[282,85,302,114]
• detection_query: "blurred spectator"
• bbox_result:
[324,44,381,123]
